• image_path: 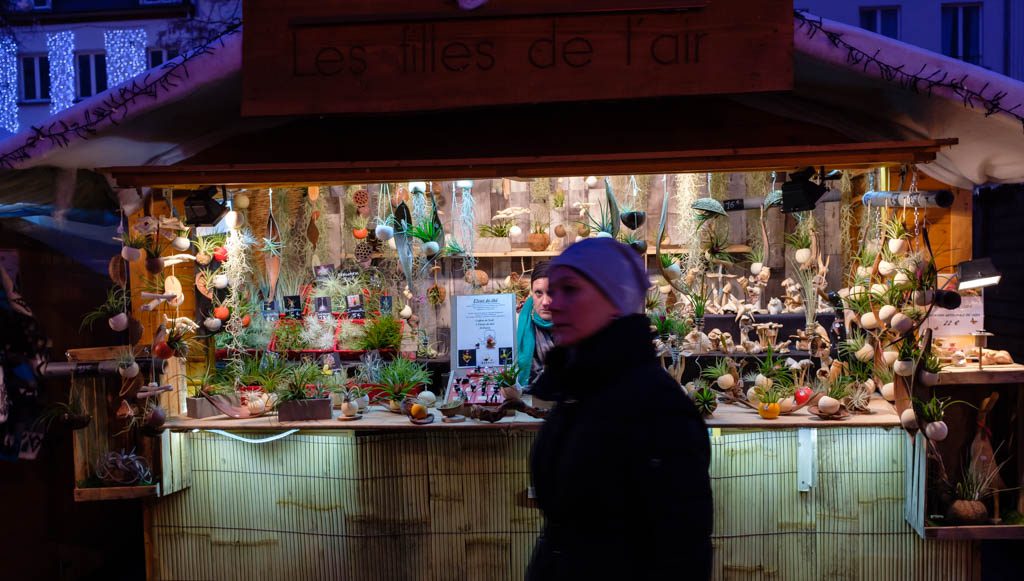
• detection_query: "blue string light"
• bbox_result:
[104,29,148,87]
[47,31,75,114]
[0,37,18,134]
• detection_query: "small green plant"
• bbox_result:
[884,219,909,241]
[703,229,735,264]
[819,377,850,400]
[912,395,967,422]
[693,386,718,417]
[687,289,710,319]
[842,291,875,315]
[377,357,432,402]
[349,215,369,230]
[444,239,466,256]
[746,242,765,265]
[651,313,690,338]
[579,202,617,236]
[273,320,307,352]
[701,359,733,383]
[552,190,566,209]
[80,287,128,331]
[922,349,945,374]
[785,229,812,250]
[839,329,870,360]
[897,337,920,360]
[357,315,402,351]
[490,363,522,388]
[478,222,513,238]
[659,253,678,269]
[404,220,441,243]
[955,446,1008,501]
[755,348,794,392]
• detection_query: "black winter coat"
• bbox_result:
[527,315,712,580]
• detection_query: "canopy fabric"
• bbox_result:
[0,14,1022,190]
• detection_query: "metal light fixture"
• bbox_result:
[956,258,1002,291]
[184,186,228,226]
[781,167,841,213]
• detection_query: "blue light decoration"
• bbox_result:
[0,37,18,133]
[104,29,148,87]
[47,31,75,114]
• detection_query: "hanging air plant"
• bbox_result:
[690,197,726,230]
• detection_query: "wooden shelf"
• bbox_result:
[924,364,1024,386]
[346,245,712,260]
[74,484,160,502]
[924,524,1024,540]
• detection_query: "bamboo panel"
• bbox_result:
[150,426,979,581]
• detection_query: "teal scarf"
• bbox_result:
[516,296,554,385]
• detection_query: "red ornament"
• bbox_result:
[794,386,813,406]
[241,314,251,328]
[213,306,230,321]
[213,247,229,262]
[153,341,174,360]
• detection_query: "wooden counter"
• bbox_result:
[163,395,899,431]
[920,363,1024,386]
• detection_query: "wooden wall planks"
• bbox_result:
[148,427,978,580]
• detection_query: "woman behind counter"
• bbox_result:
[527,238,713,581]
[515,261,555,389]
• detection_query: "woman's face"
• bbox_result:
[531,277,552,321]
[547,266,619,346]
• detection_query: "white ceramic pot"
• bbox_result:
[508,225,523,238]
[919,370,939,386]
[375,224,394,241]
[118,362,140,379]
[171,236,191,251]
[870,283,888,296]
[399,304,413,319]
[878,260,896,277]
[416,391,437,406]
[881,382,896,402]
[882,350,899,366]
[716,374,735,390]
[900,408,918,430]
[750,262,763,276]
[888,238,909,255]
[108,312,129,332]
[818,396,840,415]
[422,241,440,257]
[795,248,812,265]
[854,343,875,363]
[664,263,682,280]
[925,420,948,441]
[341,401,360,417]
[878,304,898,323]
[860,312,880,330]
[856,266,872,279]
[893,271,911,287]
[121,246,142,262]
[212,274,229,290]
[894,359,916,377]
[890,313,914,334]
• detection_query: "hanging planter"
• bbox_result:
[890,312,914,334]
[203,317,223,332]
[621,210,646,230]
[108,312,129,332]
[121,246,143,262]
[878,304,898,324]
[171,235,191,252]
[894,359,916,377]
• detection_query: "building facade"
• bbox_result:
[797,0,1024,81]
[0,0,238,135]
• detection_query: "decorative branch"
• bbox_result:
[795,10,1024,131]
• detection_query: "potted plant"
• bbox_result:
[691,382,718,417]
[270,318,307,353]
[884,218,910,255]
[153,327,195,360]
[527,221,550,251]
[785,226,813,266]
[620,204,646,230]
[376,357,431,412]
[894,339,919,377]
[116,349,140,379]
[356,315,403,353]
[839,329,875,363]
[276,361,332,421]
[754,384,783,419]
[350,215,369,240]
[185,366,235,419]
[404,220,442,257]
[816,378,849,416]
[489,363,523,402]
[619,231,647,254]
[746,242,765,276]
[913,395,966,442]
[437,397,466,419]
[659,253,681,280]
[81,287,130,332]
[701,358,736,391]
[948,448,1007,524]
[193,235,219,266]
[877,366,896,402]
[920,348,945,385]
[580,202,617,238]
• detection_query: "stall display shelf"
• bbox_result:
[920,364,1024,386]
[74,484,161,502]
[344,245,742,260]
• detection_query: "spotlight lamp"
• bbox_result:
[184,186,228,226]
[780,166,841,213]
[956,258,1002,291]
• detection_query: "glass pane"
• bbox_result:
[859,9,877,33]
[40,56,49,99]
[941,6,958,57]
[78,54,92,97]
[963,5,981,63]
[149,50,163,68]
[22,57,37,101]
[168,49,179,59]
[95,54,107,92]
[880,8,899,39]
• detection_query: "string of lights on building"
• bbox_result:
[0,37,18,134]
[47,31,76,115]
[104,29,149,87]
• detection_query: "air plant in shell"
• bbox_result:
[192,236,218,266]
[119,231,147,262]
[817,377,850,415]
[840,329,876,363]
[116,349,140,379]
[81,287,130,332]
[659,253,682,279]
[893,338,920,377]
[701,358,736,390]
[785,226,813,266]
[913,395,968,441]
[690,198,727,231]
[403,220,442,257]
[618,231,647,255]
[580,202,618,238]
[920,347,946,385]
[746,241,766,276]
[350,215,369,240]
[884,218,911,255]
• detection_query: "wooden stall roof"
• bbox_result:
[164,395,899,431]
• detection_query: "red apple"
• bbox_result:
[794,386,813,406]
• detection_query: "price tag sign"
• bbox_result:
[924,295,983,337]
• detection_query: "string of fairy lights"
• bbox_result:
[0,28,148,131]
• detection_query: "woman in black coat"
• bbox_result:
[527,238,713,580]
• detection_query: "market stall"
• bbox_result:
[2,3,1023,580]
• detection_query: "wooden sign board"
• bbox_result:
[242,0,793,116]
